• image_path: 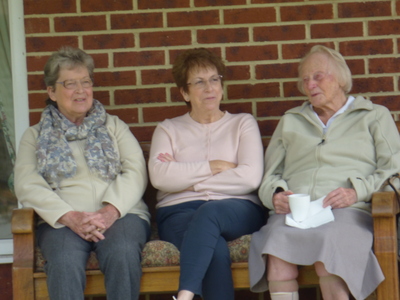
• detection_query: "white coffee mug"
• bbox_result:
[288,194,310,222]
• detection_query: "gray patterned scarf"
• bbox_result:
[36,99,121,187]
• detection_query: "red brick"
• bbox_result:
[197,28,249,44]
[339,39,393,56]
[170,87,183,103]
[224,7,276,24]
[26,36,78,53]
[25,18,50,34]
[281,42,334,59]
[141,69,174,85]
[93,91,110,106]
[352,77,394,94]
[83,34,134,50]
[27,55,49,72]
[256,62,298,80]
[114,51,165,68]
[369,58,400,74]
[195,0,246,6]
[346,59,365,75]
[257,100,304,117]
[138,0,189,9]
[107,108,138,124]
[397,0,400,15]
[29,93,47,109]
[28,74,46,91]
[24,0,76,15]
[140,31,192,48]
[81,0,133,12]
[311,22,363,39]
[94,71,136,87]
[220,102,252,114]
[283,81,303,98]
[91,53,109,69]
[371,95,400,111]
[252,0,302,3]
[114,88,167,105]
[338,1,391,18]
[225,65,251,81]
[254,25,305,42]
[111,13,163,30]
[369,20,400,36]
[281,4,333,21]
[258,119,279,137]
[143,106,188,122]
[130,126,156,142]
[227,83,280,100]
[226,45,278,62]
[54,15,107,32]
[169,48,222,65]
[168,10,219,27]
[29,111,42,126]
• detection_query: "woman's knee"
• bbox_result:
[314,261,331,277]
[267,255,298,281]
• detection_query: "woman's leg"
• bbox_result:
[94,214,150,300]
[267,255,299,300]
[179,199,265,300]
[37,223,91,300]
[314,261,349,300]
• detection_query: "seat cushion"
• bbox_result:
[35,234,251,272]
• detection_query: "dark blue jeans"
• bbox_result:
[157,199,265,300]
[37,214,150,300]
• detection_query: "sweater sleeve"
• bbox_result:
[193,115,264,195]
[148,123,214,192]
[14,127,75,228]
[100,116,149,221]
[349,107,400,202]
[258,118,289,210]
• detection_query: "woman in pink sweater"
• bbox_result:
[148,48,265,300]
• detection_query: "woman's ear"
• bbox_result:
[180,87,190,102]
[47,86,57,101]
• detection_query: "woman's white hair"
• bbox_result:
[297,45,352,95]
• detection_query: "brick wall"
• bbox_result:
[23,0,400,142]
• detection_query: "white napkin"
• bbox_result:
[285,196,334,229]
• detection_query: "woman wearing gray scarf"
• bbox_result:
[14,47,150,300]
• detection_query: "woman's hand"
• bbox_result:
[157,153,176,162]
[57,211,97,240]
[209,160,237,175]
[83,204,120,242]
[272,190,293,214]
[323,187,357,209]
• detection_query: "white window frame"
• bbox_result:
[0,0,28,263]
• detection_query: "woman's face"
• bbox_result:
[181,66,223,114]
[300,53,345,111]
[47,66,93,125]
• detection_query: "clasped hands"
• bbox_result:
[272,187,358,214]
[58,204,120,242]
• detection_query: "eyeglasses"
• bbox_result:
[187,75,223,90]
[56,78,93,90]
[302,72,328,85]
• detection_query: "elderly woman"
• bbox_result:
[14,47,150,300]
[249,45,400,300]
[148,48,265,300]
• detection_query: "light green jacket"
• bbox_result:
[259,96,400,212]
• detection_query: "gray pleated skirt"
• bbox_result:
[249,208,384,300]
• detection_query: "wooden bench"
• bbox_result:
[12,121,400,300]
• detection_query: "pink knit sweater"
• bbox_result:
[148,112,264,208]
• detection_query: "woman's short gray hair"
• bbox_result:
[297,45,352,95]
[44,47,94,88]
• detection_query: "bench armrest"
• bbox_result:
[371,191,400,300]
